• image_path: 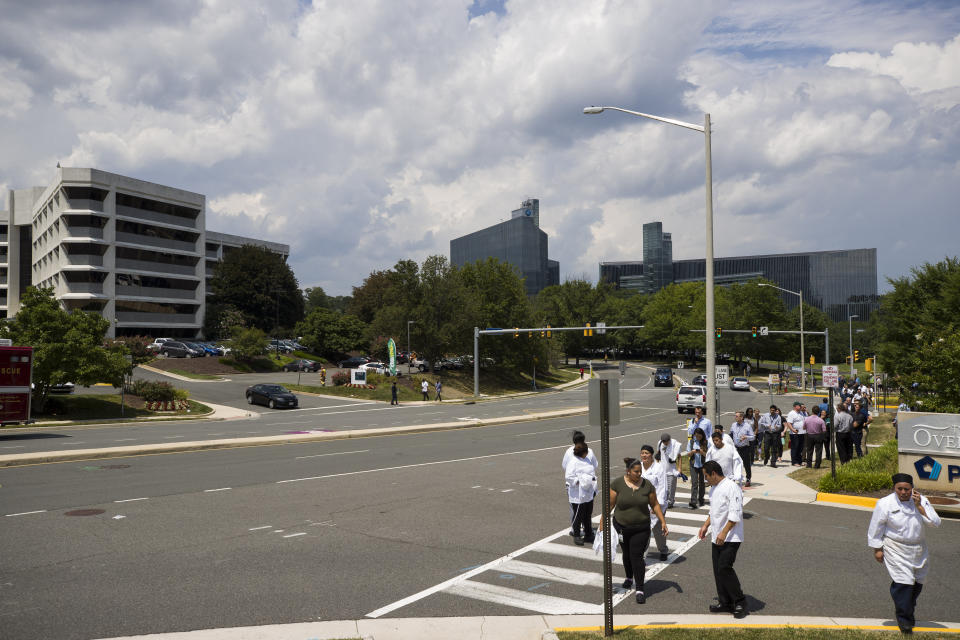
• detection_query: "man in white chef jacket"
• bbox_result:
[698,460,747,619]
[657,433,682,508]
[867,472,941,634]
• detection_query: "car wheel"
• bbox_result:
[246,394,254,405]
[418,364,427,372]
[677,408,683,414]
[268,399,276,409]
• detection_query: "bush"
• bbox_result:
[332,371,350,386]
[818,440,897,493]
[128,380,188,402]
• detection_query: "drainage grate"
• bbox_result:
[65,509,105,516]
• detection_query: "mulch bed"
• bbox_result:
[147,356,240,375]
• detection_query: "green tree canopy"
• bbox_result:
[1,287,128,412]
[207,245,303,333]
[294,308,367,359]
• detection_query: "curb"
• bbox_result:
[816,492,878,508]
[0,402,632,468]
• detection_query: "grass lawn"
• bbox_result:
[23,394,212,423]
[789,414,896,492]
[166,369,222,380]
[558,628,919,639]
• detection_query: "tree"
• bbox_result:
[303,287,329,314]
[207,245,304,333]
[230,327,268,362]
[0,287,127,412]
[535,280,615,362]
[347,270,394,324]
[294,308,367,359]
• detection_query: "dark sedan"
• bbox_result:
[654,367,674,387]
[338,356,369,369]
[245,384,298,409]
[282,359,321,372]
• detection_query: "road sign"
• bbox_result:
[619,361,626,376]
[715,365,729,386]
[768,373,777,386]
[596,321,606,335]
[759,326,769,336]
[822,365,839,388]
[677,361,684,369]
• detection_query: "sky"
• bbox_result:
[1,0,958,296]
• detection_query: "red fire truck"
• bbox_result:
[0,344,33,425]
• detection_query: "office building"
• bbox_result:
[1,167,289,338]
[450,198,559,296]
[598,221,878,321]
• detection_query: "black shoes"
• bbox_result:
[621,578,633,589]
[659,552,669,561]
[688,503,698,509]
[573,535,584,546]
[709,603,732,613]
[635,591,646,604]
[733,603,748,619]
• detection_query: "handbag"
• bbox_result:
[593,530,618,563]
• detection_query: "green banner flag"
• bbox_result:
[388,338,397,376]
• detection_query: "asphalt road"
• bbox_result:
[3,364,949,640]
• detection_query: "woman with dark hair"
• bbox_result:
[680,427,709,508]
[868,473,941,634]
[640,444,669,561]
[598,456,668,604]
[564,442,597,545]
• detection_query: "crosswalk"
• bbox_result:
[366,490,753,618]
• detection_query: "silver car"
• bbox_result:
[729,377,751,391]
[676,385,706,413]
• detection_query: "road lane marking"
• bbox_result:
[446,580,601,615]
[114,438,137,442]
[294,449,369,460]
[248,525,272,530]
[283,532,307,538]
[5,510,47,517]
[114,497,149,503]
[204,487,231,492]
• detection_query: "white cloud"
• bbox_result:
[828,34,960,93]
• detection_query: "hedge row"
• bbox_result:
[128,380,189,403]
[818,439,898,493]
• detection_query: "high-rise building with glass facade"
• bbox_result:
[598,221,878,321]
[450,198,559,296]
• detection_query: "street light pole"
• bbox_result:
[407,320,415,372]
[758,283,804,390]
[584,105,715,420]
[848,312,859,378]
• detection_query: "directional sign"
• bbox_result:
[596,321,606,335]
[822,365,839,388]
[759,326,769,336]
[677,361,684,369]
[768,373,778,386]
[715,365,729,386]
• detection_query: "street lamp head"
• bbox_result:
[850,315,859,320]
[583,106,605,114]
[757,283,768,287]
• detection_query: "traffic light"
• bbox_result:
[846,355,852,364]
[584,322,593,337]
[854,350,860,362]
[715,327,722,338]
[514,328,519,338]
[546,325,552,338]
[540,330,545,338]
[751,326,758,338]
[527,331,533,338]
[809,355,815,365]
[865,358,873,371]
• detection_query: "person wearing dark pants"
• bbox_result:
[758,405,782,468]
[834,404,854,463]
[730,412,755,487]
[680,427,709,508]
[868,473,941,634]
[852,401,871,457]
[599,457,668,605]
[699,460,747,619]
[785,401,806,466]
[564,442,597,545]
[802,410,827,468]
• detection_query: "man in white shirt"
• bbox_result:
[698,460,747,619]
[868,473,941,634]
[658,433,683,508]
[729,412,755,487]
[785,401,806,467]
[706,431,743,485]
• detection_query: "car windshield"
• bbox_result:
[262,385,288,393]
[734,378,748,382]
[679,386,702,395]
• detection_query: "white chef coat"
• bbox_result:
[658,438,683,477]
[561,445,599,474]
[564,455,598,504]
[641,460,667,526]
[706,443,744,484]
[708,477,744,543]
[867,492,941,584]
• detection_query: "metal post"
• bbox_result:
[799,289,805,390]
[120,374,125,418]
[599,379,613,637]
[829,386,836,480]
[473,327,480,400]
[704,113,716,423]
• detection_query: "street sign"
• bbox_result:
[619,361,626,376]
[715,365,729,386]
[768,373,777,386]
[596,321,606,335]
[759,326,769,336]
[822,365,839,388]
[677,361,684,369]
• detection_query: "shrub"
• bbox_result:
[818,440,897,493]
[128,380,188,402]
[332,371,350,386]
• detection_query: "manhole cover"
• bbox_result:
[65,509,105,516]
[926,496,960,506]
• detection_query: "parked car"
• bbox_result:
[193,342,222,356]
[729,377,751,391]
[159,341,194,358]
[50,382,75,394]
[282,359,321,372]
[146,337,173,352]
[359,361,388,375]
[691,374,708,386]
[245,384,298,409]
[338,356,369,369]
[182,342,208,357]
[654,367,674,387]
[676,385,706,414]
[268,340,293,354]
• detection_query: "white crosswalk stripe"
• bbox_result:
[367,490,751,618]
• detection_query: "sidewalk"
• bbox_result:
[94,614,960,639]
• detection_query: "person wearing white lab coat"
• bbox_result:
[657,433,683,509]
[867,473,942,634]
[639,444,670,561]
[706,431,744,485]
[564,442,598,545]
[562,430,598,537]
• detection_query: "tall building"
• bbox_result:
[450,198,559,296]
[597,221,878,321]
[1,167,289,338]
